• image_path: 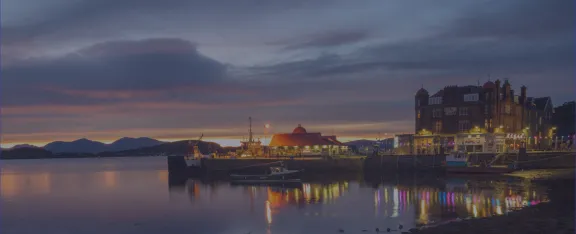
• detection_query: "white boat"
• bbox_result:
[230,163,302,183]
[445,151,515,174]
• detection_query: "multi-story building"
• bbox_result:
[552,101,575,149]
[525,97,555,149]
[415,79,553,154]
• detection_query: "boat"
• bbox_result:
[230,181,304,188]
[230,163,302,183]
[445,151,515,174]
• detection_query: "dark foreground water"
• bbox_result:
[0,157,549,234]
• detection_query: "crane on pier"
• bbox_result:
[187,133,203,159]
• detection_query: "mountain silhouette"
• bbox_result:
[10,144,40,149]
[43,137,163,153]
[2,139,230,159]
[108,137,163,151]
[44,138,108,153]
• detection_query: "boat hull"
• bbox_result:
[446,166,515,174]
[230,171,301,183]
[230,180,303,187]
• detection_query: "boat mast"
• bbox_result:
[249,116,253,143]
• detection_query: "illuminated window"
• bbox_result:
[434,121,442,133]
[429,97,443,105]
[464,93,479,102]
[458,120,471,132]
[417,110,421,119]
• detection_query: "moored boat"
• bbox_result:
[445,151,515,174]
[230,164,302,183]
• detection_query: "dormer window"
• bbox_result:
[464,93,479,102]
[429,97,443,105]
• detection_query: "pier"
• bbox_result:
[168,150,575,177]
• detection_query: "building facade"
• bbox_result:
[415,79,554,153]
[269,124,348,157]
[552,101,575,149]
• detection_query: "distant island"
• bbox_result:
[0,137,230,160]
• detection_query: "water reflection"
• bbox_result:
[0,172,52,198]
[0,158,553,234]
[168,175,548,227]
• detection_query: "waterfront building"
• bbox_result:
[394,134,414,155]
[268,124,348,157]
[415,79,554,153]
[552,101,575,149]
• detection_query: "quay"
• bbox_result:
[168,151,575,177]
[168,116,574,177]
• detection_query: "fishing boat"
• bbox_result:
[445,151,515,174]
[230,162,302,183]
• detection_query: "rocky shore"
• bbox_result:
[411,173,575,234]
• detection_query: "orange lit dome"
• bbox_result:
[292,124,307,134]
[483,81,496,89]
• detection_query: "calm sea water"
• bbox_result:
[0,157,548,234]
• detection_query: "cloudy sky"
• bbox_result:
[1,0,574,146]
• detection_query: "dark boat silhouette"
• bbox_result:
[229,162,302,183]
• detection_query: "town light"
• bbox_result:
[265,124,271,129]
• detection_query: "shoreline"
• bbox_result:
[409,176,575,234]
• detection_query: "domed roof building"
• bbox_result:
[269,124,347,157]
[292,124,307,134]
[483,81,496,89]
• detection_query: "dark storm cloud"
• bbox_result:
[1,38,226,106]
[1,0,331,46]
[442,0,575,39]
[278,30,371,50]
[253,0,574,83]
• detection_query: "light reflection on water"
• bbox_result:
[1,157,549,234]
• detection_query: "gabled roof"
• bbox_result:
[431,90,444,98]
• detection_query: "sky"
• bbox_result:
[1,0,575,147]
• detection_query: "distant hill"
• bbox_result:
[98,140,228,157]
[43,137,164,153]
[44,138,108,153]
[108,137,163,151]
[1,147,55,159]
[10,144,40,149]
[2,140,228,159]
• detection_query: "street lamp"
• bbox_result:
[264,124,271,157]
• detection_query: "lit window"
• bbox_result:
[434,121,442,133]
[458,120,471,132]
[464,93,479,102]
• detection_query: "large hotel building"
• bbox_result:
[415,79,554,154]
